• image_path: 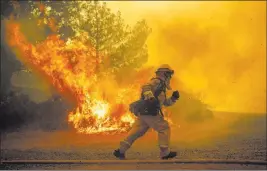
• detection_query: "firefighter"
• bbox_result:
[113,64,180,160]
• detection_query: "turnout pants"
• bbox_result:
[119,114,170,157]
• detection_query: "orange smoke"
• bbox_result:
[5,20,145,134]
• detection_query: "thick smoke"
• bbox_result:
[143,1,266,114]
[108,1,266,114]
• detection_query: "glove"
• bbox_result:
[171,90,179,100]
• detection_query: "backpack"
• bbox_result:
[129,77,166,116]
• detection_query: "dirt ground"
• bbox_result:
[1,113,266,170]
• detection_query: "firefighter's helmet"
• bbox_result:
[155,64,174,75]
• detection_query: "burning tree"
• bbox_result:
[2,0,153,134]
[28,1,151,75]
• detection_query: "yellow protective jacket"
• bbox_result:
[141,77,176,107]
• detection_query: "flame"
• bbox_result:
[5,20,141,134]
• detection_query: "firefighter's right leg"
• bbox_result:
[119,117,149,153]
[140,114,175,159]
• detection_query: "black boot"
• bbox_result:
[161,151,177,160]
[113,149,126,160]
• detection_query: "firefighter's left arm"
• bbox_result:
[163,96,176,106]
[163,90,179,106]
